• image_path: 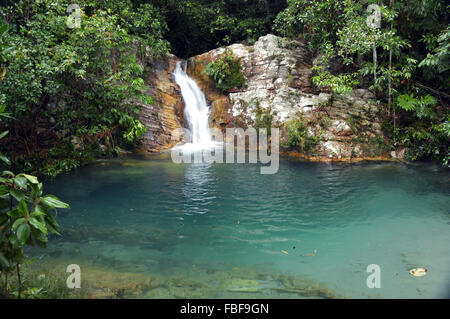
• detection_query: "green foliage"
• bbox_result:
[396,94,437,119]
[1,23,69,297]
[151,0,286,57]
[282,114,320,154]
[419,25,450,74]
[275,0,449,166]
[0,111,69,298]
[203,50,246,91]
[0,0,447,170]
[274,0,348,46]
[312,65,359,95]
[2,259,81,299]
[0,168,69,297]
[122,117,147,145]
[394,94,449,166]
[0,0,160,176]
[0,21,13,65]
[252,100,276,135]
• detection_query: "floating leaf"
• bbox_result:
[409,268,428,277]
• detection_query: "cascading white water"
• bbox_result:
[173,61,214,149]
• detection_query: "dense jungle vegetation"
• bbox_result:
[0,0,448,179]
[0,0,448,299]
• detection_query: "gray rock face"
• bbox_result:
[187,34,391,159]
[138,34,392,159]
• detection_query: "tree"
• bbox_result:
[0,20,69,299]
[274,0,449,165]
[0,0,168,176]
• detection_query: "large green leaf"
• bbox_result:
[12,217,27,232]
[18,173,39,184]
[17,199,29,217]
[13,176,28,189]
[41,195,70,209]
[30,184,38,200]
[45,222,61,236]
[30,205,46,218]
[0,154,10,165]
[29,217,47,235]
[44,212,60,231]
[1,170,14,177]
[0,130,8,139]
[16,223,31,244]
[30,182,43,198]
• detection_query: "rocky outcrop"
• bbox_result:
[137,54,184,152]
[138,34,393,160]
[186,34,392,160]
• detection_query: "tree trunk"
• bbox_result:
[16,264,21,299]
[389,0,394,136]
[4,272,7,295]
[388,49,392,116]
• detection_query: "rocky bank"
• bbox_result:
[139,34,397,161]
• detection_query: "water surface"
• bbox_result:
[29,154,450,298]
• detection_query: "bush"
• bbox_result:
[0,0,161,177]
[395,94,450,167]
[282,115,320,154]
[203,50,246,92]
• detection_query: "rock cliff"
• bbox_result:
[137,53,184,151]
[139,34,393,160]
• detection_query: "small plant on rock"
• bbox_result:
[203,50,246,92]
[282,114,320,154]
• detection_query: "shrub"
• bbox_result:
[252,100,276,136]
[282,115,320,154]
[203,50,246,92]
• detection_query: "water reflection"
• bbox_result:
[182,162,217,215]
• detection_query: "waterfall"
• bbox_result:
[173,61,214,149]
